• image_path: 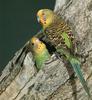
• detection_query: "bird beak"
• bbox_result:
[37,16,40,23]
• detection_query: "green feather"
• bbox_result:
[57,48,91,98]
[62,32,72,49]
[69,57,91,98]
[34,49,50,70]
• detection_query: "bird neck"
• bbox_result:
[35,49,50,62]
[43,15,61,30]
[35,48,50,57]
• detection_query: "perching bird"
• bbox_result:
[31,37,51,70]
[36,9,91,98]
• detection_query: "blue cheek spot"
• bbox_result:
[43,15,46,21]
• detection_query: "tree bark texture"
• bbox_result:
[0,0,92,100]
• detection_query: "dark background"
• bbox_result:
[0,0,55,72]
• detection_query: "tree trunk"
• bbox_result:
[0,0,92,100]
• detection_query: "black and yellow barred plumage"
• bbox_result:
[44,17,74,50]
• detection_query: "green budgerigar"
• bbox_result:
[36,9,91,98]
[31,37,50,70]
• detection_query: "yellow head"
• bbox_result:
[37,9,55,29]
[31,37,46,54]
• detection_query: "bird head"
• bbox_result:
[37,9,55,29]
[31,37,46,54]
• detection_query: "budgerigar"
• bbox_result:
[31,37,51,70]
[36,9,91,98]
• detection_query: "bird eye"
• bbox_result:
[42,12,45,15]
[32,43,34,45]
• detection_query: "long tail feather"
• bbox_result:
[56,48,91,98]
[69,58,91,98]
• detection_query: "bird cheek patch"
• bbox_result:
[41,14,47,25]
[41,18,46,25]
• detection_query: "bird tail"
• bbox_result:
[69,57,91,99]
[57,48,91,99]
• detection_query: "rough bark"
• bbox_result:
[0,0,92,100]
